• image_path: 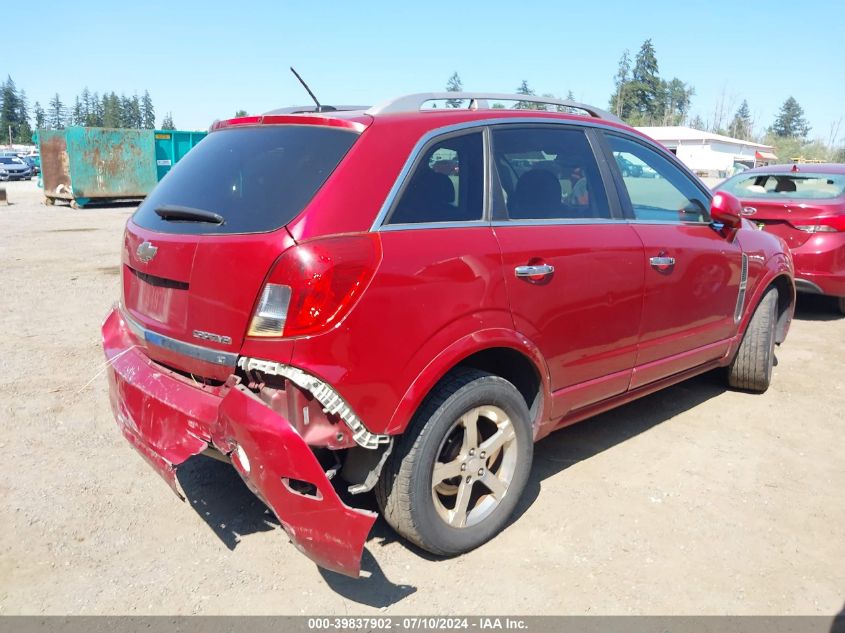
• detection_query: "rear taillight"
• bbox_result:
[247,234,381,338]
[793,215,845,233]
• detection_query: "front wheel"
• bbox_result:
[728,287,778,393]
[376,369,533,556]
[837,296,845,316]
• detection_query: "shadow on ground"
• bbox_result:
[175,367,730,606]
[48,199,142,210]
[176,455,417,607]
[793,293,844,322]
[508,368,728,526]
[832,601,845,633]
[177,456,279,551]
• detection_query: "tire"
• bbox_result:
[837,296,845,316]
[728,287,778,393]
[375,368,533,556]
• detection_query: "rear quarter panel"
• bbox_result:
[286,228,517,436]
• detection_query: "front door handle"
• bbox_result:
[515,264,555,278]
[649,256,676,271]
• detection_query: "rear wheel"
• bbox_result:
[728,287,778,393]
[376,369,533,556]
[837,296,845,316]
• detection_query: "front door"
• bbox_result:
[601,132,744,389]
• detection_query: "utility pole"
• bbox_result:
[8,125,12,146]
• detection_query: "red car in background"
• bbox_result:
[102,93,795,578]
[716,163,845,314]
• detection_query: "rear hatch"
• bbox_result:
[122,123,361,379]
[719,171,845,249]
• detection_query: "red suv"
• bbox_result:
[716,163,845,314]
[102,93,795,578]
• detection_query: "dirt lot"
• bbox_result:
[1,179,843,616]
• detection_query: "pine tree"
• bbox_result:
[1,76,21,142]
[17,89,33,141]
[609,50,632,119]
[445,72,463,108]
[33,102,46,129]
[128,94,142,128]
[118,95,132,127]
[160,112,175,130]
[102,93,121,128]
[90,92,103,126]
[515,79,539,110]
[142,91,156,129]
[631,39,662,122]
[72,97,83,126]
[48,93,65,129]
[770,96,810,138]
[729,100,753,140]
[80,87,92,125]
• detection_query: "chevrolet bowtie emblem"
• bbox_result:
[136,241,158,263]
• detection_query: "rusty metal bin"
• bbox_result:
[39,127,158,208]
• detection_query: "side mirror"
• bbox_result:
[710,192,743,229]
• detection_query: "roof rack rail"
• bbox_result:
[264,105,371,115]
[367,92,623,124]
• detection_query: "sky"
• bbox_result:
[4,0,843,144]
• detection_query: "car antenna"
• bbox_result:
[290,67,327,113]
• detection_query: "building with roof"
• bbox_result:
[635,126,777,178]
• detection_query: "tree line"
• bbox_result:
[1,76,176,144]
[444,39,843,162]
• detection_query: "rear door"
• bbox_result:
[600,132,744,389]
[490,124,645,419]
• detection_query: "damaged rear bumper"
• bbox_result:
[102,306,376,577]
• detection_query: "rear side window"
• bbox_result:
[132,126,358,234]
[491,126,610,220]
[387,132,483,225]
[719,173,845,200]
[606,134,710,223]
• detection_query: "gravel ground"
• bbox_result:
[1,179,843,615]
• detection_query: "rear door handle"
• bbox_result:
[515,264,555,278]
[649,256,676,270]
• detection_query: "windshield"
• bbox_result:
[132,125,359,235]
[719,172,845,200]
[0,157,22,164]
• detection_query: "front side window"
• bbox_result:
[388,132,483,225]
[606,134,710,223]
[491,126,610,220]
[719,172,845,200]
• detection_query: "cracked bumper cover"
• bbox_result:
[102,307,376,577]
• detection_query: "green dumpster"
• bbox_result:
[38,127,206,208]
[39,127,156,208]
[154,130,206,180]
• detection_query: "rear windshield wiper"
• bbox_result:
[154,204,225,224]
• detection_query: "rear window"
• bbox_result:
[719,172,845,200]
[132,125,358,234]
